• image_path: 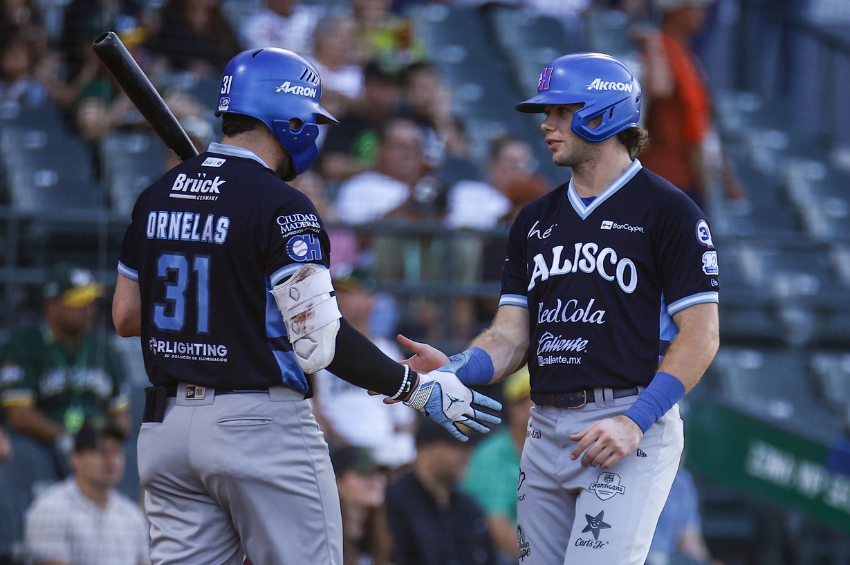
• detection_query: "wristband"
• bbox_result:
[447,347,494,386]
[390,365,415,400]
[623,372,685,434]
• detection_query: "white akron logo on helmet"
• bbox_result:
[586,78,633,92]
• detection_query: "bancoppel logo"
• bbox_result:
[696,219,714,247]
[217,97,230,112]
[275,81,317,97]
[586,78,633,92]
[702,251,719,275]
[589,472,626,501]
[517,525,531,561]
[601,220,644,233]
[201,157,226,167]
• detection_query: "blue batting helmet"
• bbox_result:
[215,48,338,174]
[516,53,640,143]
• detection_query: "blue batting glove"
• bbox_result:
[404,369,502,441]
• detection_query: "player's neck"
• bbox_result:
[570,146,633,198]
[221,132,285,174]
[75,475,111,510]
[413,464,452,508]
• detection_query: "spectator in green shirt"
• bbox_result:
[0,264,131,460]
[463,367,532,562]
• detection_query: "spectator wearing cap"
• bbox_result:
[331,446,393,565]
[385,418,497,565]
[312,267,415,468]
[463,367,532,563]
[318,61,403,182]
[24,423,150,565]
[0,264,131,460]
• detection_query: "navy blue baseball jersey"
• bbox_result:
[499,160,719,394]
[118,143,330,393]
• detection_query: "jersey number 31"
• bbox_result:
[153,252,210,334]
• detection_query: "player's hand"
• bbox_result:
[397,334,450,373]
[404,369,501,442]
[569,415,643,469]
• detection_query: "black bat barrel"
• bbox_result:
[93,31,198,162]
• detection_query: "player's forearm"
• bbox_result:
[487,515,520,558]
[5,405,67,443]
[326,318,414,398]
[469,306,529,382]
[657,304,719,392]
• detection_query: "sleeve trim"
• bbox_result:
[1,389,35,407]
[117,262,139,282]
[667,291,719,315]
[270,263,327,287]
[499,294,528,308]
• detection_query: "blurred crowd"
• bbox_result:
[0,0,738,563]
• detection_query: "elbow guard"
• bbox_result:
[270,264,341,374]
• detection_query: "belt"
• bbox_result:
[164,386,269,397]
[531,387,641,409]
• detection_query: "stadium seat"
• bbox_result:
[0,127,102,213]
[101,132,166,216]
[711,348,842,439]
[810,352,850,420]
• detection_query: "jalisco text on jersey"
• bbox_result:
[528,243,637,293]
[537,298,606,325]
[145,211,230,244]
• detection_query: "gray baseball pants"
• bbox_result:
[138,385,343,565]
[517,391,684,565]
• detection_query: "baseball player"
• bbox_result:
[110,48,500,565]
[400,52,720,564]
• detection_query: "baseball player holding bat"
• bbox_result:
[111,47,501,565]
[400,52,720,564]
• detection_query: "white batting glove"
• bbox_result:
[404,370,502,441]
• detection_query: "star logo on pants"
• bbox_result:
[582,511,611,541]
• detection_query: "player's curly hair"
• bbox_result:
[617,127,650,159]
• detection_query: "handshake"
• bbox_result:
[391,337,502,442]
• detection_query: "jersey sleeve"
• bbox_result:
[655,194,719,316]
[117,190,147,282]
[0,334,36,409]
[267,190,331,286]
[499,210,529,308]
[25,495,71,563]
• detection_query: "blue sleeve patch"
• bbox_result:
[286,234,323,262]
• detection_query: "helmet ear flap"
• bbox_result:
[272,120,321,174]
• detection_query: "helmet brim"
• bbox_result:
[515,92,587,113]
[316,105,339,125]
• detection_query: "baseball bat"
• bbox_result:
[93,31,199,161]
